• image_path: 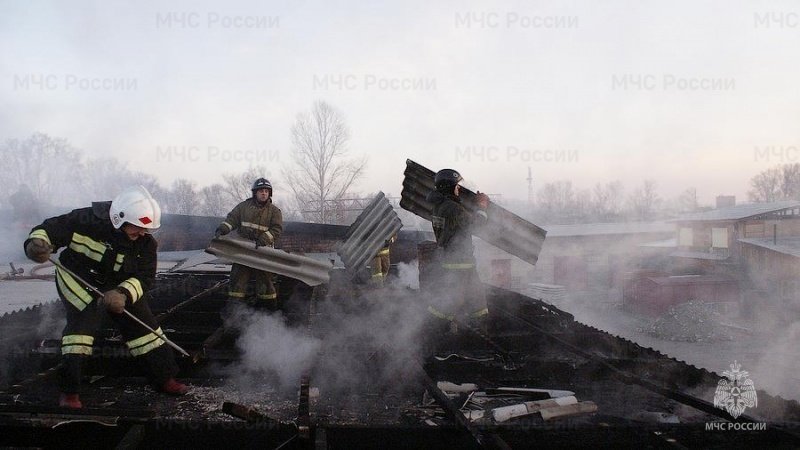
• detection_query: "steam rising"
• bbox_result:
[223,306,321,392]
[223,263,434,397]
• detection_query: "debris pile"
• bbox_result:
[641,301,733,342]
[409,381,597,426]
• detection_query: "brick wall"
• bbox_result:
[157,214,428,263]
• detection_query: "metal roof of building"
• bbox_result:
[647,274,736,286]
[673,201,800,222]
[739,237,800,259]
[542,221,673,237]
[669,250,730,261]
[639,238,677,248]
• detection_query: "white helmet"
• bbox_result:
[110,185,161,230]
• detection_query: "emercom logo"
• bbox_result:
[713,361,758,419]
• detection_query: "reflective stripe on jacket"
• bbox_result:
[220,198,283,243]
[25,202,157,304]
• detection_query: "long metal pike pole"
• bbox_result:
[48,257,191,357]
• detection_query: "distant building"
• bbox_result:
[671,200,800,263]
[475,221,674,299]
[630,201,800,319]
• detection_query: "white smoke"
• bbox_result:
[222,278,436,398]
[752,320,800,401]
[223,304,321,392]
[394,261,419,289]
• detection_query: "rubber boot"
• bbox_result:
[59,393,83,409]
[159,378,189,396]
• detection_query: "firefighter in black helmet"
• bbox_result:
[215,178,283,309]
[425,169,490,332]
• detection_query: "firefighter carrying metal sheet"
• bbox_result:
[23,186,187,409]
[370,233,396,286]
[215,178,283,309]
[425,169,490,333]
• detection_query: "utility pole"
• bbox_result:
[527,166,533,205]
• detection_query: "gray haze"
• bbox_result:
[1,1,799,204]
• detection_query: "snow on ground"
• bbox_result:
[0,279,58,315]
[0,259,182,316]
[0,261,59,315]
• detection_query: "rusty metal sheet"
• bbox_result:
[337,192,403,275]
[205,236,331,286]
[400,159,547,266]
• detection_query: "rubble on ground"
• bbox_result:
[640,301,733,342]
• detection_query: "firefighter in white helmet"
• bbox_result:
[24,186,187,409]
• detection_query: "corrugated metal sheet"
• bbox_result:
[337,192,402,275]
[400,159,547,266]
[206,236,331,286]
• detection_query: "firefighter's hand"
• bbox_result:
[214,225,229,238]
[475,192,490,210]
[103,289,127,314]
[25,238,51,263]
[256,232,274,247]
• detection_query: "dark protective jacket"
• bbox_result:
[220,198,283,244]
[425,190,487,265]
[24,202,157,309]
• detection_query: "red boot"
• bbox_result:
[159,378,188,396]
[59,393,83,409]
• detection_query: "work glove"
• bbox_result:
[25,238,51,263]
[475,192,490,210]
[214,224,230,238]
[103,289,127,314]
[256,231,274,248]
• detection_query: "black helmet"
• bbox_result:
[434,169,463,190]
[251,178,272,193]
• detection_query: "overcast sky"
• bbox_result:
[1,0,798,205]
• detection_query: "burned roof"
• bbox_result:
[1,270,799,448]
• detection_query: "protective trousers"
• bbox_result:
[57,285,177,394]
[426,264,488,326]
[370,250,390,286]
[227,263,277,309]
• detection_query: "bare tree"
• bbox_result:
[535,181,576,223]
[199,183,233,217]
[79,157,159,204]
[748,167,782,202]
[574,188,592,219]
[283,101,367,223]
[779,163,800,200]
[163,179,200,215]
[628,180,661,220]
[0,133,83,207]
[677,187,699,213]
[591,181,624,221]
[221,165,270,204]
